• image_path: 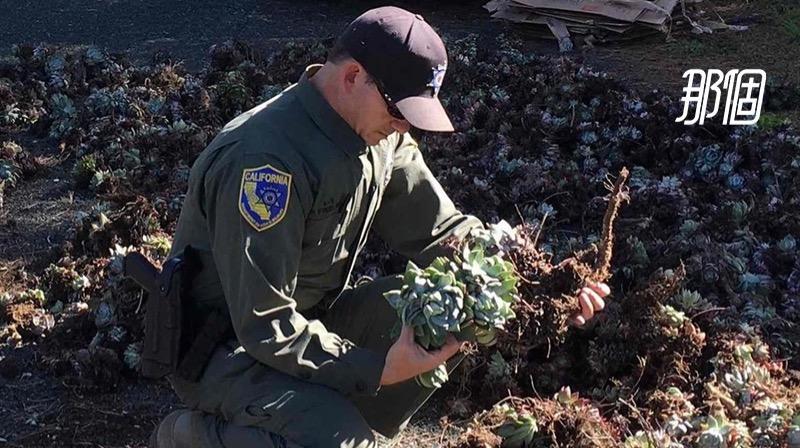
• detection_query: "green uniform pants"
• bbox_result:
[169,275,460,447]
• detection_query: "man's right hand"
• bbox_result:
[380,326,463,386]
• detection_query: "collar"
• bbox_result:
[295,64,367,158]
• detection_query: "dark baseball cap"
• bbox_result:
[337,6,454,132]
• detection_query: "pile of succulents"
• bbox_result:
[1,33,799,446]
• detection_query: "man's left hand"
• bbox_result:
[571,281,611,327]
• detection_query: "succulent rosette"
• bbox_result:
[385,257,467,350]
[385,221,521,388]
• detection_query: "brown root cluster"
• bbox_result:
[504,168,630,351]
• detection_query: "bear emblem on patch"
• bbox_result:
[239,164,292,231]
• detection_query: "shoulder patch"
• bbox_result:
[239,164,292,231]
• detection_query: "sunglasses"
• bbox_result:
[371,76,405,120]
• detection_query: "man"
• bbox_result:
[152,6,610,448]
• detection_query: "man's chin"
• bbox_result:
[366,133,387,146]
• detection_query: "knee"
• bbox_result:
[290,400,376,448]
[329,410,376,448]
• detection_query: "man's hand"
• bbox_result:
[380,326,462,386]
[570,281,611,326]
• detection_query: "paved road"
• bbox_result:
[0,0,510,68]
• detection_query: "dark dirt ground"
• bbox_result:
[0,0,798,446]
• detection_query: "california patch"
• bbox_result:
[239,164,292,231]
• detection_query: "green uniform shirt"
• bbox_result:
[169,65,481,398]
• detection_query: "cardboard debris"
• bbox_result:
[485,0,679,49]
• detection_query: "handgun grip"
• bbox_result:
[123,252,160,294]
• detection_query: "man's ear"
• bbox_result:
[342,61,361,94]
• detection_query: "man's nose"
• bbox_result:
[390,119,411,134]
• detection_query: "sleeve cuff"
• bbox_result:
[337,342,386,397]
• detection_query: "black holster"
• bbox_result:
[124,247,231,382]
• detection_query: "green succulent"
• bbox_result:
[142,234,172,256]
[659,304,688,328]
[73,154,97,188]
[555,386,580,407]
[49,93,76,119]
[724,200,750,226]
[697,415,730,448]
[739,272,773,294]
[778,235,796,253]
[108,244,135,275]
[123,343,141,370]
[664,414,692,437]
[70,275,91,291]
[1,104,31,126]
[49,93,77,138]
[213,70,251,114]
[19,288,47,306]
[458,247,518,331]
[733,343,754,363]
[697,415,750,448]
[468,220,519,255]
[416,363,448,389]
[627,235,649,266]
[787,414,800,448]
[671,289,710,313]
[723,252,747,276]
[623,430,672,448]
[90,169,111,190]
[494,404,538,448]
[487,351,512,380]
[679,219,700,235]
[384,223,520,388]
[85,46,107,65]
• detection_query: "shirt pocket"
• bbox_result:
[299,202,353,277]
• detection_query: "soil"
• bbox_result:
[0,0,797,446]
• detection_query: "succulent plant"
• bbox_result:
[487,351,512,380]
[623,430,673,448]
[494,404,538,448]
[48,93,77,138]
[778,235,796,253]
[94,301,115,328]
[386,259,466,348]
[664,414,692,437]
[123,343,141,370]
[787,414,800,448]
[20,288,47,306]
[108,244,135,275]
[627,235,650,266]
[697,415,733,448]
[724,200,751,227]
[671,289,710,313]
[385,222,520,388]
[73,154,98,188]
[85,46,107,66]
[70,275,91,291]
[142,234,172,256]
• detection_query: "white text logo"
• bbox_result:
[676,69,766,126]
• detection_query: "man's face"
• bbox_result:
[345,64,411,145]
